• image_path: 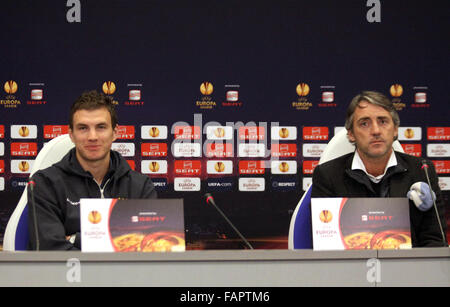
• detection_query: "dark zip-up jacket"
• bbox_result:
[27,148,157,250]
[311,151,447,247]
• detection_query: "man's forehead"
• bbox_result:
[72,108,112,125]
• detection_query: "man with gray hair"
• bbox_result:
[312,91,447,247]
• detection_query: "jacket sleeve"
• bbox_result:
[415,161,447,247]
[27,172,79,250]
[140,177,158,199]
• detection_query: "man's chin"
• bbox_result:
[366,148,391,159]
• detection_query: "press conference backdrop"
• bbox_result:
[1,0,449,249]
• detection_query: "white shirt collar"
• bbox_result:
[351,150,397,183]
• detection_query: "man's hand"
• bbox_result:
[407,182,435,211]
[66,234,76,244]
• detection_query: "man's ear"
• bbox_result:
[112,124,118,142]
[347,129,356,143]
[69,127,74,142]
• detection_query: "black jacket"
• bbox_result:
[311,151,447,247]
[27,148,157,250]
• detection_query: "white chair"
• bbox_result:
[3,134,74,251]
[288,128,404,249]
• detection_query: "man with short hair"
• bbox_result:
[28,90,157,250]
[312,91,447,247]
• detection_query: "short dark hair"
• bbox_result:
[69,90,118,129]
[345,91,400,132]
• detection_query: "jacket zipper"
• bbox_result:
[95,178,111,198]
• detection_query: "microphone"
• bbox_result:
[420,160,447,246]
[204,193,254,249]
[28,178,40,251]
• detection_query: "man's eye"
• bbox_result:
[359,121,369,127]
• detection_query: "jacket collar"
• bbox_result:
[344,150,407,195]
[57,148,130,179]
[351,150,398,183]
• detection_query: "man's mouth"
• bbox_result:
[85,145,100,151]
[370,140,385,145]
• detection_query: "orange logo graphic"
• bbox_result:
[149,127,160,138]
[278,162,290,173]
[404,128,415,139]
[4,80,18,94]
[279,128,290,138]
[214,127,225,138]
[214,162,225,172]
[19,161,30,172]
[296,83,310,96]
[18,126,30,137]
[149,161,160,172]
[200,82,213,95]
[319,210,333,223]
[390,84,403,97]
[88,210,102,224]
[102,81,116,95]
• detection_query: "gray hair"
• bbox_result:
[345,91,400,132]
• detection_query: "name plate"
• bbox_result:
[311,198,412,250]
[81,198,185,252]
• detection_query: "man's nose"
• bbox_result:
[371,122,381,135]
[88,129,98,140]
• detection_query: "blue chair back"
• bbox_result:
[15,206,29,250]
[3,134,74,251]
[288,185,313,249]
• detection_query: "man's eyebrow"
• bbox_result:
[356,116,370,122]
[357,115,390,122]
[75,122,109,127]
